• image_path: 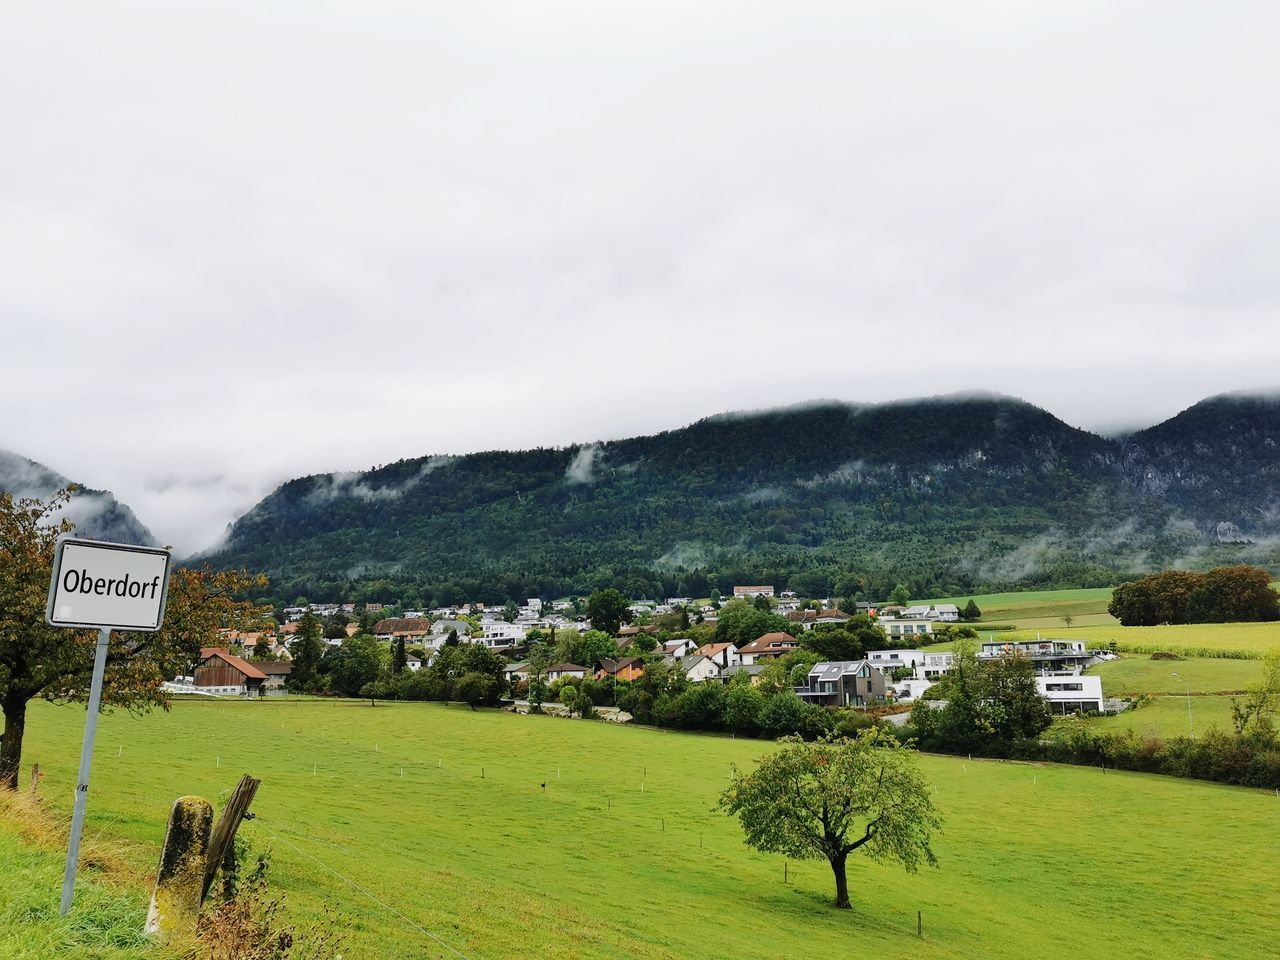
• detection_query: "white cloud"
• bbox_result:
[2,1,1278,553]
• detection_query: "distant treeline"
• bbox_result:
[1108,565,1280,626]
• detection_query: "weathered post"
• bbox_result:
[201,775,261,902]
[145,796,213,941]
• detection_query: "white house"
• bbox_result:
[545,663,588,682]
[866,649,928,676]
[678,655,722,683]
[404,652,423,672]
[877,617,934,640]
[1037,675,1104,714]
[933,604,960,622]
[659,638,699,658]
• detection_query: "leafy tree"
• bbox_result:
[802,615,886,662]
[289,612,325,691]
[586,589,632,636]
[445,628,460,646]
[327,634,386,697]
[1231,651,1280,740]
[723,683,765,735]
[252,635,275,661]
[714,600,791,646]
[980,653,1052,740]
[889,583,911,607]
[557,629,618,670]
[1,488,269,789]
[501,601,519,623]
[719,732,941,908]
[323,619,347,640]
[752,593,772,613]
[1185,565,1280,624]
[454,671,495,710]
[961,599,981,622]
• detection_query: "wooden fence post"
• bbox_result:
[201,775,262,903]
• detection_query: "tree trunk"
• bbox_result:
[0,694,28,791]
[830,852,851,909]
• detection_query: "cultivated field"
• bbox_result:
[13,699,1280,960]
[923,587,1117,629]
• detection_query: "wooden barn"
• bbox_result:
[193,648,269,697]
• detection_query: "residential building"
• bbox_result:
[545,663,589,682]
[596,657,646,682]
[796,660,887,707]
[694,642,740,669]
[979,639,1099,675]
[373,618,432,644]
[1037,675,1104,713]
[877,617,934,640]
[737,632,801,664]
[719,664,767,685]
[866,649,928,676]
[249,660,292,692]
[733,585,775,598]
[678,655,722,683]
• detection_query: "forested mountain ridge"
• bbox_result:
[0,449,156,546]
[201,393,1280,604]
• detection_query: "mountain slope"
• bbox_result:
[1120,393,1280,541]
[0,450,156,546]
[199,392,1280,602]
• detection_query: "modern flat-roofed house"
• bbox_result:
[877,617,934,640]
[979,639,1098,675]
[194,648,268,697]
[866,649,927,676]
[1038,675,1104,713]
[737,632,801,665]
[796,660,886,707]
[733,585,775,598]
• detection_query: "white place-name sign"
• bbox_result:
[45,537,172,632]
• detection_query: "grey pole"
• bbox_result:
[60,628,111,916]
[1172,672,1194,742]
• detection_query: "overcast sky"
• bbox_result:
[2,1,1278,554]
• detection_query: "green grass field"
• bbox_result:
[11,699,1280,960]
[922,586,1280,655]
[923,587,1117,629]
[0,807,172,960]
[1089,655,1261,696]
[1071,696,1237,740]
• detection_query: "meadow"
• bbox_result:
[9,698,1280,960]
[921,585,1280,656]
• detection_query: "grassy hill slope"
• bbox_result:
[16,699,1280,960]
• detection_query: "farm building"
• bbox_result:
[194,648,268,697]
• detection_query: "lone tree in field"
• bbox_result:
[719,730,940,909]
[1,489,268,790]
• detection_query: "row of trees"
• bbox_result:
[1108,565,1280,626]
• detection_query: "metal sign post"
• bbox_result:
[45,536,171,915]
[60,628,111,915]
